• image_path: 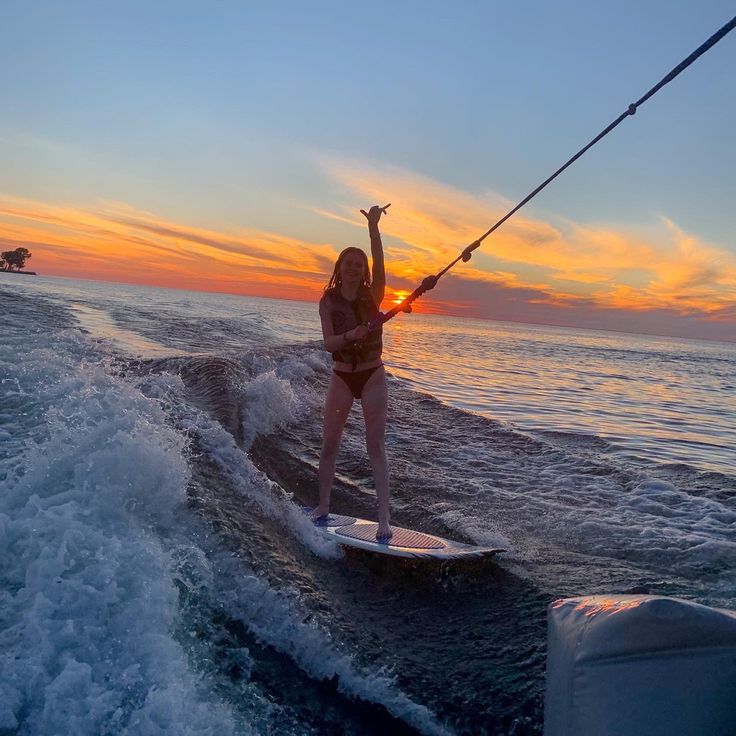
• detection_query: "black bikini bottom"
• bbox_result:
[333,365,382,399]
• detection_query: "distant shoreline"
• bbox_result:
[1,270,37,276]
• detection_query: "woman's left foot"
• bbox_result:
[376,523,392,540]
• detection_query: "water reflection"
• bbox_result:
[382,315,736,475]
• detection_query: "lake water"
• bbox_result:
[2,273,734,735]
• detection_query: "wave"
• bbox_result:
[1,314,455,734]
[0,328,240,735]
[121,337,736,604]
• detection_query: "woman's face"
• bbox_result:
[339,251,367,285]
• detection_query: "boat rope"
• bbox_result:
[370,14,736,330]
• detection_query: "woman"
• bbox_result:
[312,204,392,539]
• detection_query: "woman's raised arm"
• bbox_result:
[361,204,389,306]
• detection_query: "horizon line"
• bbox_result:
[3,269,734,348]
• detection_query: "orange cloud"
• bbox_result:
[0,196,338,301]
[317,157,736,319]
[1,172,733,343]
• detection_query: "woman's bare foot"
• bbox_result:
[309,505,330,520]
[376,521,392,540]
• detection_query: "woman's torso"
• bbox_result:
[323,286,383,372]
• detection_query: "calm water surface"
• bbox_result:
[385,313,736,475]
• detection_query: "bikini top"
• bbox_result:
[320,286,383,369]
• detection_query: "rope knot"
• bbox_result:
[461,240,482,262]
[628,103,637,116]
[419,274,438,293]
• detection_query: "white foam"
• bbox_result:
[69,302,180,358]
[129,359,455,734]
[437,508,511,550]
[0,330,240,734]
[210,552,456,736]
[240,369,300,449]
[398,413,736,598]
[140,369,342,559]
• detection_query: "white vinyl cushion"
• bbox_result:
[544,595,736,736]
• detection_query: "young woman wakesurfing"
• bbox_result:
[313,204,392,540]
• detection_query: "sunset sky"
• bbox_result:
[2,1,735,341]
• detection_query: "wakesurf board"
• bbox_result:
[306,510,505,559]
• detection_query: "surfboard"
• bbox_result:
[306,510,505,559]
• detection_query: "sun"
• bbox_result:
[392,289,411,305]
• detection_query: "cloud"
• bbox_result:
[407,273,735,342]
[316,156,736,328]
[0,196,339,300]
[1,167,734,343]
[315,157,540,271]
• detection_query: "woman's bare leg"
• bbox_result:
[361,367,391,538]
[313,372,353,518]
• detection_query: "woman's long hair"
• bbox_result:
[324,247,371,292]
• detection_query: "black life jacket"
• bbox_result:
[321,286,383,369]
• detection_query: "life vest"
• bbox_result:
[321,286,383,369]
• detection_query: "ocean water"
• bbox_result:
[1,272,735,736]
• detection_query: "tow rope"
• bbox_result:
[369,14,736,331]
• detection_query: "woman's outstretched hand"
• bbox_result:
[360,203,391,226]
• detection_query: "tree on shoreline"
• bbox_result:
[1,247,32,271]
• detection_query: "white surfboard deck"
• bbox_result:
[306,510,505,559]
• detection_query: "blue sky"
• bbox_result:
[1,1,735,339]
